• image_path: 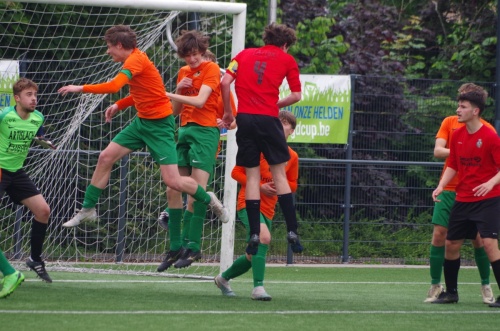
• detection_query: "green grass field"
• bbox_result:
[1,265,499,330]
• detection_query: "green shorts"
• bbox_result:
[177,123,220,174]
[237,208,272,242]
[431,190,456,228]
[112,116,177,165]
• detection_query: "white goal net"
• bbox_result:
[0,0,244,279]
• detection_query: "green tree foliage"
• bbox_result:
[290,17,348,74]
[379,0,497,81]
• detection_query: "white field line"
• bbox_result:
[21,279,487,285]
[1,310,500,315]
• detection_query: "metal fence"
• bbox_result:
[270,76,497,265]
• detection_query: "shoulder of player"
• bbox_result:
[0,106,16,122]
[33,109,45,121]
[123,48,151,67]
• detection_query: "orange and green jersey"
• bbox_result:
[0,106,44,172]
[231,147,298,220]
[436,115,495,191]
[83,48,172,119]
[177,61,220,127]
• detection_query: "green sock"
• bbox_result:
[222,255,252,280]
[181,210,193,249]
[192,185,211,204]
[429,245,445,285]
[0,248,15,276]
[187,201,206,252]
[474,247,491,285]
[82,184,103,209]
[252,244,268,287]
[168,208,183,251]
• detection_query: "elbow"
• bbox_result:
[292,92,302,103]
[193,101,206,109]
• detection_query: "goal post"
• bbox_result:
[0,0,244,278]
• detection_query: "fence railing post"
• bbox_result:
[342,75,357,263]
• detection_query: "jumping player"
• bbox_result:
[220,23,303,255]
[57,25,227,229]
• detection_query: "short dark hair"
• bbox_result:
[279,110,296,130]
[103,25,137,50]
[175,30,210,58]
[13,77,38,95]
[458,91,486,114]
[262,23,297,48]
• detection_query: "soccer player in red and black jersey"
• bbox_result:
[220,23,303,255]
[432,87,500,307]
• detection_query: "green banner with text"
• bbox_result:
[280,75,351,144]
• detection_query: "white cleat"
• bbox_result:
[207,192,229,223]
[251,286,272,301]
[481,284,495,304]
[62,208,97,228]
[424,284,443,303]
[214,275,236,297]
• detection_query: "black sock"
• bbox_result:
[490,259,500,291]
[31,220,48,262]
[443,257,460,294]
[245,200,260,236]
[277,193,298,233]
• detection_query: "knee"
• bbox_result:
[260,233,271,245]
[482,239,499,254]
[431,226,447,246]
[97,149,116,166]
[35,205,51,223]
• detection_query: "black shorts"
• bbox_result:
[447,197,500,240]
[0,168,40,204]
[235,113,290,168]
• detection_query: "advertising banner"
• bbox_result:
[280,75,351,144]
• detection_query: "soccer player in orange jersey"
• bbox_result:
[155,30,232,270]
[215,110,298,301]
[57,25,228,229]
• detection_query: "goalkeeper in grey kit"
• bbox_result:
[0,78,54,293]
